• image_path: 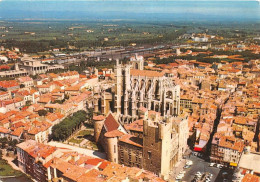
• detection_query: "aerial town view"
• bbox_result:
[0,0,259,182]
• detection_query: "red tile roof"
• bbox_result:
[0,91,8,96]
[17,76,33,83]
[104,114,119,132]
[130,69,164,77]
[0,127,9,134]
[85,158,104,166]
[104,130,124,138]
[124,119,143,132]
[119,134,143,148]
[98,161,110,170]
[242,174,260,182]
[0,80,19,88]
[10,127,24,137]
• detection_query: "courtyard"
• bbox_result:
[67,128,99,151]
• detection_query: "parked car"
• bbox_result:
[186,160,193,165]
[217,164,224,169]
[206,175,211,180]
[195,173,202,177]
[193,152,198,156]
[176,174,184,180]
[179,171,186,174]
[184,165,191,169]
[198,153,203,157]
[209,163,215,167]
[177,174,184,178]
[175,176,181,180]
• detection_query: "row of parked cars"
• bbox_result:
[192,151,203,158]
[175,171,186,180]
[175,160,193,181]
[192,172,213,182]
[209,163,224,169]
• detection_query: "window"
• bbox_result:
[148,151,152,159]
[114,145,116,153]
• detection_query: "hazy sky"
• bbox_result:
[0,0,259,22]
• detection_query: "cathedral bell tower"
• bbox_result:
[130,54,144,70]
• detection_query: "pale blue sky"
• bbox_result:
[0,0,259,22]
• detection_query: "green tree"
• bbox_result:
[51,110,87,141]
[25,101,32,106]
[8,139,18,151]
[38,109,48,116]
[86,108,94,126]
[0,138,8,149]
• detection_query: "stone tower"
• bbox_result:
[115,59,131,115]
[143,116,179,180]
[176,48,181,56]
[130,54,144,70]
[93,116,105,143]
[93,86,100,113]
[105,136,119,163]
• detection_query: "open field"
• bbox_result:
[0,20,259,53]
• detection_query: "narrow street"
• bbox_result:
[48,141,106,159]
[205,106,223,158]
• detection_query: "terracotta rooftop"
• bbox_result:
[0,127,10,134]
[242,174,260,182]
[130,69,164,77]
[104,113,119,132]
[60,71,79,77]
[77,169,105,182]
[0,91,8,96]
[218,136,244,152]
[16,140,165,181]
[17,76,33,83]
[104,130,125,138]
[98,161,111,170]
[119,134,143,148]
[10,127,24,137]
[0,80,19,88]
[17,140,56,159]
[124,119,143,132]
[85,158,104,166]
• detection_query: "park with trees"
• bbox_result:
[51,110,87,141]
